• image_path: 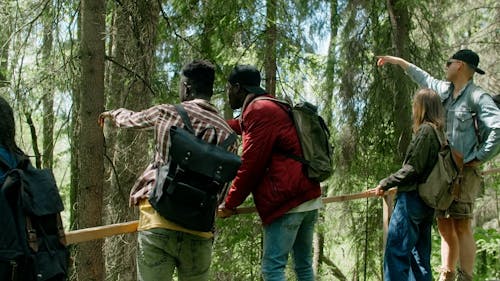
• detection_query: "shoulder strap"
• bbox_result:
[175,104,236,149]
[249,96,293,119]
[428,124,446,149]
[174,104,195,133]
[428,124,464,172]
[220,133,237,150]
[252,96,291,108]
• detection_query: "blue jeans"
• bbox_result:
[384,191,434,281]
[262,209,318,281]
[137,228,213,281]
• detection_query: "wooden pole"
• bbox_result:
[65,189,394,245]
[482,167,500,176]
[66,220,139,245]
[382,189,397,251]
[65,165,500,245]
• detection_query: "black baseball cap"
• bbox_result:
[228,65,267,95]
[451,49,485,75]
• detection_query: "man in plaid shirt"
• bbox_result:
[99,60,237,281]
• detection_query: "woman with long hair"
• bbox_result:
[372,88,445,281]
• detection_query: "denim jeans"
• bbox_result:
[137,228,213,281]
[384,191,434,281]
[262,209,318,281]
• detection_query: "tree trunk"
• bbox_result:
[75,0,106,279]
[324,0,339,126]
[0,5,12,87]
[200,0,214,60]
[103,1,158,280]
[386,0,412,159]
[42,2,54,169]
[69,6,81,281]
[264,0,277,96]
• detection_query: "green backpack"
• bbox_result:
[254,97,334,182]
[418,126,463,210]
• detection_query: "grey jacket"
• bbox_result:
[406,64,500,163]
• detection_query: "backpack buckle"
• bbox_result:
[26,217,38,252]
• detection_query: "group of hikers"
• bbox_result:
[1,48,499,281]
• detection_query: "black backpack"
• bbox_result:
[149,105,241,231]
[0,154,69,281]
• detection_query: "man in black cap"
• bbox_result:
[377,50,500,281]
[218,65,322,281]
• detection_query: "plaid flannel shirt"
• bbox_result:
[105,99,238,206]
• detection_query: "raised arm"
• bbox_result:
[377,55,410,71]
[377,55,451,98]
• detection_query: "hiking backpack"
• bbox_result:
[0,154,69,281]
[417,126,464,210]
[149,105,241,232]
[254,97,334,182]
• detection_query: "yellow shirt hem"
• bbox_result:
[137,200,213,239]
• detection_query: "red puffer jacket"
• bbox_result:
[224,95,321,225]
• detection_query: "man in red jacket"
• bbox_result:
[218,65,322,281]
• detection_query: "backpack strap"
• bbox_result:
[174,104,221,145]
[428,124,447,149]
[220,133,237,150]
[429,123,464,167]
[174,104,195,133]
[25,216,39,252]
[251,96,291,110]
[57,213,67,246]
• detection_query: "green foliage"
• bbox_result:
[474,228,500,279]
[212,199,263,280]
[2,0,499,279]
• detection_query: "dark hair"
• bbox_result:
[181,60,215,97]
[0,96,18,152]
[412,88,445,133]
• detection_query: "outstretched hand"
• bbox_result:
[369,185,385,197]
[375,55,410,70]
[217,206,236,218]
[98,112,111,128]
[376,56,397,67]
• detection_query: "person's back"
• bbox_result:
[377,50,500,281]
[226,95,320,223]
[219,65,322,281]
[99,60,236,281]
[373,88,444,281]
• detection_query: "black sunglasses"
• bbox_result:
[446,60,460,67]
